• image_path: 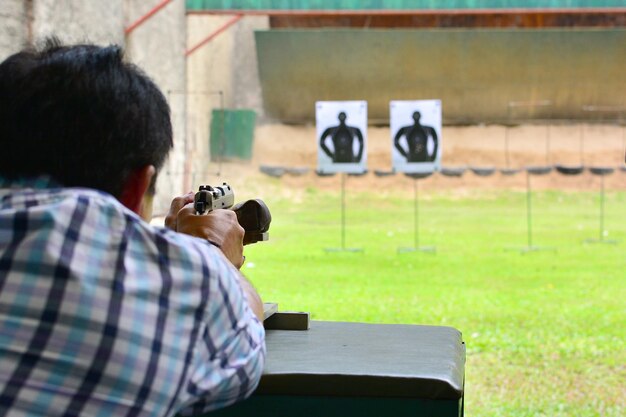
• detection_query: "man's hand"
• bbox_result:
[177,208,245,269]
[165,192,245,269]
[164,191,194,231]
[165,193,263,320]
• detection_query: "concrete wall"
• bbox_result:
[186,14,268,186]
[0,0,187,215]
[32,0,124,45]
[232,17,268,114]
[186,14,237,188]
[125,0,187,214]
[0,0,28,61]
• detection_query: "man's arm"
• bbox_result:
[165,192,263,321]
[233,269,263,321]
[163,193,266,415]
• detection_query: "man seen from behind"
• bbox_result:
[0,39,265,416]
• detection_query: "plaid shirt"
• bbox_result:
[0,177,265,417]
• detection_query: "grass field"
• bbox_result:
[242,186,625,417]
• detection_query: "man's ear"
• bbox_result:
[119,165,156,216]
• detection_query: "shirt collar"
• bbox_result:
[0,175,63,190]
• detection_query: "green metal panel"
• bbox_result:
[202,395,463,417]
[186,0,626,11]
[210,109,256,161]
[255,28,626,124]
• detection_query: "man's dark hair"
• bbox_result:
[0,38,173,197]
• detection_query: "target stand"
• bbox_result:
[507,167,556,253]
[398,173,436,254]
[580,105,624,245]
[324,173,364,253]
[584,167,618,245]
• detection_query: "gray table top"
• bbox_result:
[256,321,465,400]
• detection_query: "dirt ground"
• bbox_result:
[154,122,625,217]
[184,122,626,209]
[224,122,626,194]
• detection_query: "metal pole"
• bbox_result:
[341,173,346,250]
[125,0,173,35]
[185,14,244,57]
[526,171,533,248]
[187,8,626,17]
[414,179,419,248]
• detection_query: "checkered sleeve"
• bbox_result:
[175,239,266,416]
[0,185,266,416]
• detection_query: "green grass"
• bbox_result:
[243,187,626,417]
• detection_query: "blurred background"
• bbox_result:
[3,0,624,212]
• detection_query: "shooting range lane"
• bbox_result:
[250,122,626,194]
[256,321,465,400]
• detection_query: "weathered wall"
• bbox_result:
[0,0,28,61]
[232,16,268,114]
[186,14,236,186]
[0,0,187,215]
[32,0,124,45]
[186,14,268,185]
[125,0,188,214]
[255,28,626,124]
